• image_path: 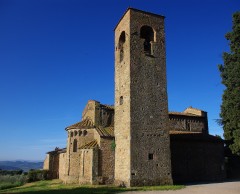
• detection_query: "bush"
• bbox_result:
[27,170,49,182]
[0,174,27,190]
[0,182,22,190]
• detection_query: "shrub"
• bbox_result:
[0,174,27,190]
[27,170,50,182]
[0,182,22,190]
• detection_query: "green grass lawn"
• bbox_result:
[0,179,185,194]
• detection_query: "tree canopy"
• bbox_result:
[219,11,240,155]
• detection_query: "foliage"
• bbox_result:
[111,140,116,151]
[0,170,23,176]
[218,11,240,155]
[27,170,50,182]
[0,179,185,193]
[0,174,27,190]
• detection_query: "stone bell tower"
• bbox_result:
[114,8,173,187]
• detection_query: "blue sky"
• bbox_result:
[0,0,239,161]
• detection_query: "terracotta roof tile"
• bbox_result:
[66,118,95,130]
[79,140,98,149]
[96,127,114,137]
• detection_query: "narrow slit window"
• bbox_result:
[186,121,191,131]
[73,139,77,152]
[120,96,123,105]
[148,153,154,160]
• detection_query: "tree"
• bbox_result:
[219,12,240,155]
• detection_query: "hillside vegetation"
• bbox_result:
[0,179,184,194]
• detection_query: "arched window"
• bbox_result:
[70,132,73,137]
[118,31,126,62]
[79,130,82,136]
[73,139,77,152]
[83,130,87,136]
[74,131,77,136]
[140,26,154,54]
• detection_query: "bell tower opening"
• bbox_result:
[118,31,126,62]
[140,25,154,55]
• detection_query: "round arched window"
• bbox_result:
[79,130,82,136]
[83,130,87,136]
[118,31,126,62]
[74,131,78,136]
[140,25,154,54]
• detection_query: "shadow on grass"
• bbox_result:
[1,187,134,194]
[0,180,184,194]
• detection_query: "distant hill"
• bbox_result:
[0,161,43,172]
[0,165,22,171]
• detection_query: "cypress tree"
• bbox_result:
[219,12,240,155]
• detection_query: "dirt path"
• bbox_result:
[120,181,240,194]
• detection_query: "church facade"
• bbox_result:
[43,8,225,186]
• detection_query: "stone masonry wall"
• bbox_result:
[79,149,96,184]
[59,153,66,180]
[67,128,95,148]
[99,106,114,127]
[49,153,59,179]
[114,9,131,186]
[99,138,115,184]
[43,154,49,170]
[62,127,104,184]
[170,136,225,183]
[169,115,208,133]
[82,100,100,125]
[129,9,172,186]
[64,128,96,183]
[115,9,172,186]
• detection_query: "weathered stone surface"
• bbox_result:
[114,8,172,186]
[43,8,225,187]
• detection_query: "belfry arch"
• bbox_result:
[118,31,126,62]
[140,25,154,54]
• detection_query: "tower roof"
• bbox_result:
[114,7,165,31]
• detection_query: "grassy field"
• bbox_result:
[0,179,185,194]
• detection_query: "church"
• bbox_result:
[43,8,225,187]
